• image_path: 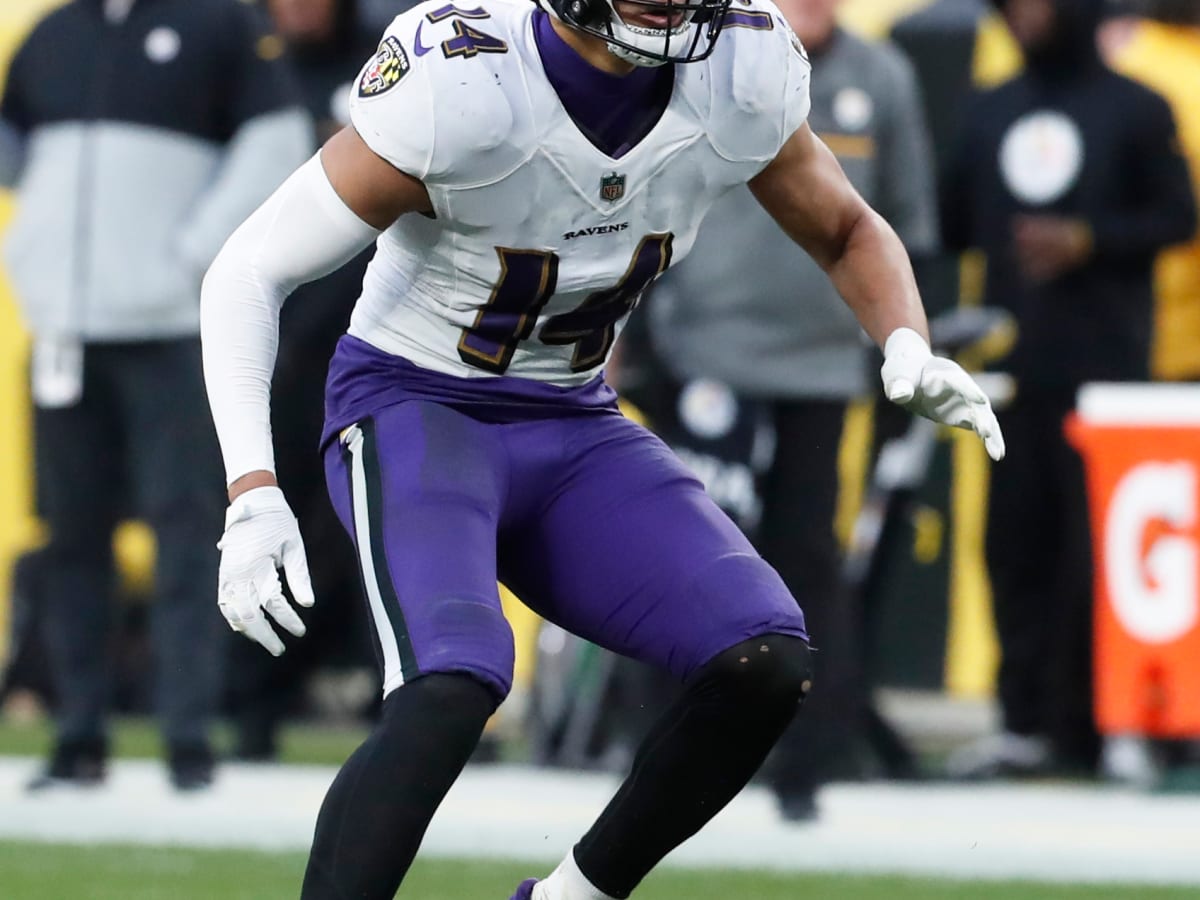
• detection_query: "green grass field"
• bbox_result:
[0,843,1191,900]
[0,716,369,766]
[4,717,1197,897]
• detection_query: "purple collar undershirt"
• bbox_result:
[532,8,674,159]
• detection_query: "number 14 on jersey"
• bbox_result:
[457,234,674,375]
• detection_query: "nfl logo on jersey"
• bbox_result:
[600,172,626,203]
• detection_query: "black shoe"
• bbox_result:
[168,743,215,792]
[232,707,281,763]
[27,738,108,792]
[232,726,278,763]
[776,790,819,823]
[945,732,1054,781]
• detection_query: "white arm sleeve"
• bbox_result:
[201,153,380,486]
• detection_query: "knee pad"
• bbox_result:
[694,633,813,712]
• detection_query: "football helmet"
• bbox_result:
[543,0,734,67]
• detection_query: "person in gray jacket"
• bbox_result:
[648,0,939,819]
[0,0,310,790]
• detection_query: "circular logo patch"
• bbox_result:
[999,110,1085,205]
[144,26,181,64]
[834,87,873,131]
[678,379,739,441]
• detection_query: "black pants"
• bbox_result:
[34,339,225,748]
[761,399,863,799]
[986,389,1099,768]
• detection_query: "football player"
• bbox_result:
[201,0,1005,896]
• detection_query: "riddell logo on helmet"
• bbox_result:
[562,222,629,241]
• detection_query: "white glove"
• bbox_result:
[881,327,1006,462]
[217,485,315,656]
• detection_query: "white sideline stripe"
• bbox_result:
[1077,382,1200,424]
[1,760,1199,887]
[346,425,405,695]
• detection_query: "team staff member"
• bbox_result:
[1109,0,1200,383]
[0,0,309,790]
[942,0,1196,779]
[649,0,939,820]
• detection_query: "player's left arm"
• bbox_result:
[749,123,1004,461]
[750,121,926,348]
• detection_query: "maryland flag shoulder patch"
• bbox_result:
[358,36,410,99]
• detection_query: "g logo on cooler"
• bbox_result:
[1104,461,1200,645]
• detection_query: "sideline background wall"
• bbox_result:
[0,0,62,666]
[0,0,1005,697]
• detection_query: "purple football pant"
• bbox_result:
[324,400,807,701]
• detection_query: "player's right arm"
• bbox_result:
[204,129,428,499]
[205,1,453,653]
[200,129,428,655]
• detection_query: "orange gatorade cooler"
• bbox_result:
[1067,384,1200,737]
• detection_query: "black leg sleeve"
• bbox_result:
[301,673,497,900]
[758,400,861,801]
[574,634,812,898]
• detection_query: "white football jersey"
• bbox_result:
[348,0,811,384]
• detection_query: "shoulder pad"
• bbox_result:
[349,0,533,184]
[695,0,812,164]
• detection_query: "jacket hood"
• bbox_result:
[992,0,1105,78]
[291,0,363,59]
